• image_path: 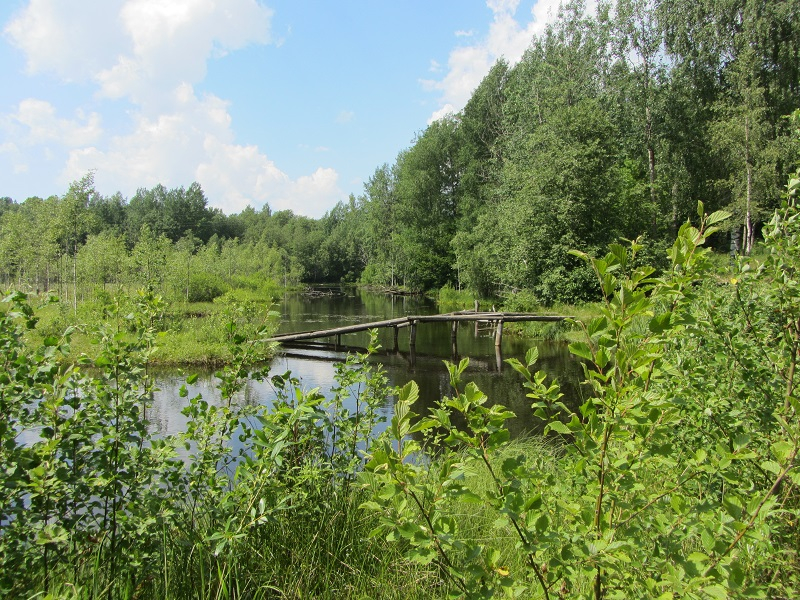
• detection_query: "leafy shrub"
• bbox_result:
[188,271,228,302]
[362,198,800,598]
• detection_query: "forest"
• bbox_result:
[2,1,800,598]
[2,0,799,308]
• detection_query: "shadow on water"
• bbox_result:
[150,287,585,439]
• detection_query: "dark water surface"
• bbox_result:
[150,288,584,438]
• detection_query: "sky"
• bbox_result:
[0,0,564,218]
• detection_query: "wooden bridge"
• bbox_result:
[265,308,570,354]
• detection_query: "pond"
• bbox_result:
[149,287,585,439]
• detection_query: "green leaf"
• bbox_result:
[732,433,750,451]
[760,460,781,475]
[706,210,731,226]
[728,561,745,590]
[546,421,571,435]
[701,529,715,553]
[407,546,437,564]
[569,342,593,361]
[505,358,530,379]
[649,313,672,334]
[587,316,608,337]
[525,346,539,367]
[703,585,728,599]
[568,249,589,261]
[687,551,709,563]
[94,355,112,367]
[771,441,794,463]
[398,380,419,407]
[535,513,549,532]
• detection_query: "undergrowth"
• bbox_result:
[2,171,800,599]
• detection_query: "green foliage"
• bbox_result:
[0,290,412,598]
[437,283,481,312]
[3,170,800,597]
[187,272,228,302]
[362,194,800,598]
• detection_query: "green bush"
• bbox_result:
[188,271,228,302]
[362,198,800,599]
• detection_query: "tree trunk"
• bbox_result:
[72,246,77,314]
[744,116,753,254]
[646,106,656,197]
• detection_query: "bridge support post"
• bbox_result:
[494,320,503,347]
[410,321,417,350]
[393,326,399,352]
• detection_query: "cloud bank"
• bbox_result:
[3,0,343,217]
[423,0,565,123]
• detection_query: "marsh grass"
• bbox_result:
[151,488,442,600]
[20,292,278,366]
[436,284,485,313]
[502,302,602,342]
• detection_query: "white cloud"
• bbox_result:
[428,104,456,123]
[281,168,342,216]
[197,148,343,218]
[61,87,344,217]
[4,0,127,81]
[97,0,273,106]
[5,0,272,107]
[487,0,522,12]
[0,142,28,174]
[4,0,345,217]
[425,0,567,122]
[10,99,103,147]
[455,29,474,38]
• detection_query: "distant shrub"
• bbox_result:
[188,272,228,302]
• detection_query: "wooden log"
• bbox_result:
[265,313,571,344]
[412,313,569,323]
[266,316,410,343]
[495,320,503,347]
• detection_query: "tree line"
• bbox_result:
[347,0,800,303]
[2,0,799,306]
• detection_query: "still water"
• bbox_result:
[149,288,584,438]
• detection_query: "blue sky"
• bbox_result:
[0,0,562,217]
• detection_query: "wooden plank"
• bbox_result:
[265,312,571,344]
[266,316,410,342]
[415,313,568,323]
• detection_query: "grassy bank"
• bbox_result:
[20,289,279,366]
[436,283,604,343]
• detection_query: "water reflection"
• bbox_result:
[150,288,584,438]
